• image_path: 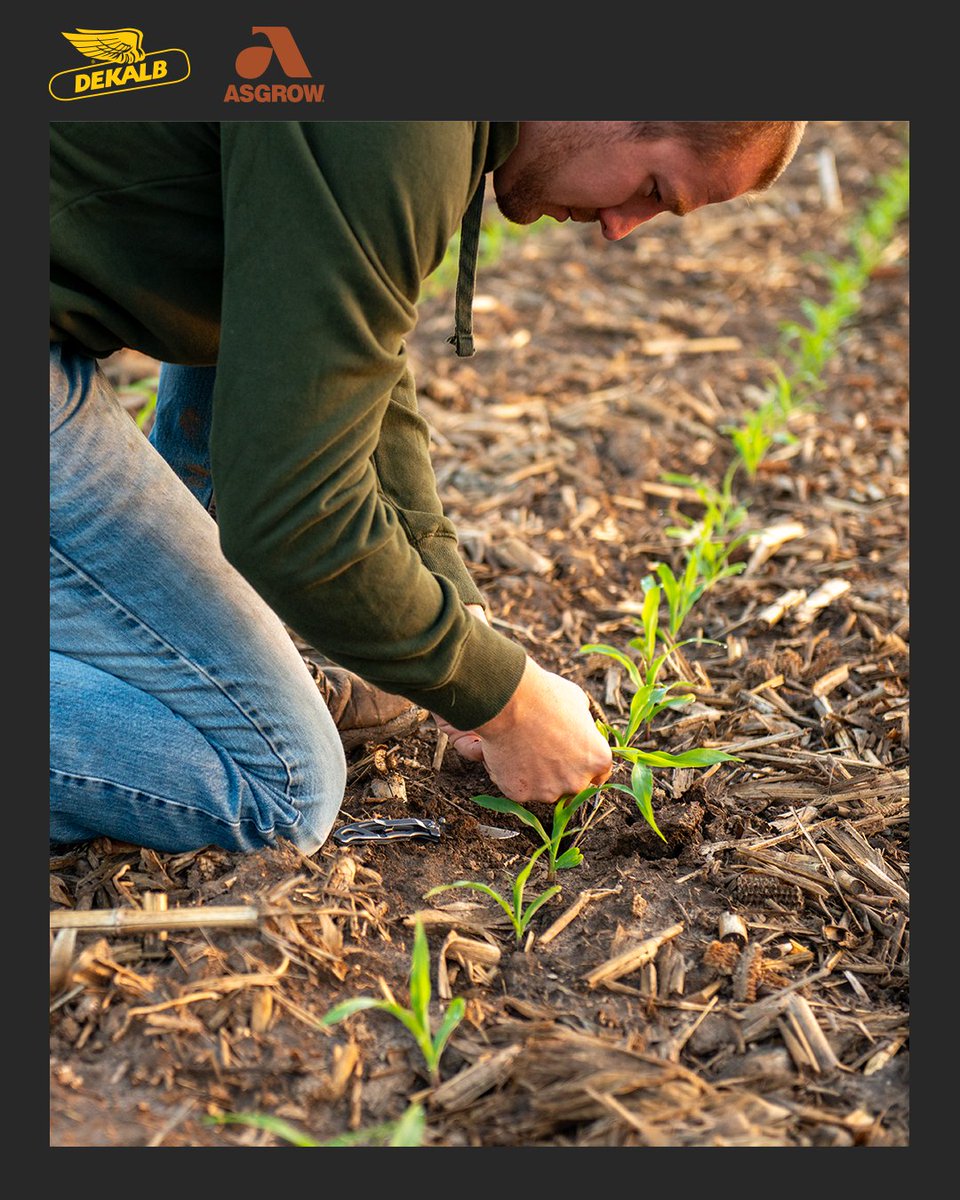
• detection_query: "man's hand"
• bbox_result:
[472,655,613,805]
[432,603,611,804]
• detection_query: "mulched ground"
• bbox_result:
[50,121,909,1148]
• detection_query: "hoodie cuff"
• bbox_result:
[408,616,526,730]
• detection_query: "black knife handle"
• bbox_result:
[332,817,442,845]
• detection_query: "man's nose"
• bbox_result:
[598,208,653,241]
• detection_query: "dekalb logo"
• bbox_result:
[49,28,190,100]
[224,27,325,103]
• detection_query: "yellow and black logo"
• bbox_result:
[49,28,190,101]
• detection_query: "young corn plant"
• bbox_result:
[318,919,463,1087]
[849,159,909,276]
[780,294,851,379]
[582,579,739,840]
[662,466,752,584]
[468,786,601,882]
[719,364,809,481]
[425,843,561,944]
[205,1102,426,1147]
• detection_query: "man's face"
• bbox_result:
[493,122,770,241]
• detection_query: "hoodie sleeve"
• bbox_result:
[212,122,525,728]
[375,364,485,608]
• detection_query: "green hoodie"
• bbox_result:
[50,120,527,730]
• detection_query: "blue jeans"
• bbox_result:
[49,346,347,853]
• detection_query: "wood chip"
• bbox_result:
[584,923,683,988]
[50,927,79,996]
[812,663,850,697]
[50,904,262,933]
[792,579,851,626]
[862,1034,907,1077]
[430,1044,523,1111]
[757,589,808,627]
[437,930,501,998]
[640,336,743,356]
[743,522,807,577]
[538,887,620,946]
[780,995,840,1072]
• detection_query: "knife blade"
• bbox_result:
[476,823,520,840]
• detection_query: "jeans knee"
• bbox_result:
[283,721,348,854]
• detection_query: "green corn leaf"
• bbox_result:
[204,1112,323,1147]
[626,684,656,739]
[385,1103,427,1147]
[320,996,393,1026]
[655,563,680,615]
[407,920,431,1031]
[315,1102,430,1147]
[522,886,563,926]
[431,997,466,1064]
[580,643,643,689]
[630,761,666,841]
[682,549,700,594]
[514,844,548,904]
[620,747,741,768]
[600,720,626,747]
[554,785,598,830]
[425,880,517,929]
[555,846,584,870]
[388,1005,436,1050]
[647,693,695,721]
[640,585,661,657]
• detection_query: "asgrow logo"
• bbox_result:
[49,27,190,101]
[224,27,325,104]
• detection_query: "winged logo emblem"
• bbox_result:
[61,28,146,65]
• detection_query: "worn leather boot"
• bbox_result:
[300,657,427,751]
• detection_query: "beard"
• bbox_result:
[492,125,579,225]
[493,123,620,226]
[493,158,557,225]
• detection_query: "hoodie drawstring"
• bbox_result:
[446,179,486,358]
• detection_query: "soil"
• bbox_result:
[50,121,910,1150]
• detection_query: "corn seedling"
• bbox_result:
[425,843,561,944]
[319,919,463,1086]
[468,786,600,882]
[665,461,747,545]
[582,578,739,839]
[849,159,909,275]
[204,1102,426,1147]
